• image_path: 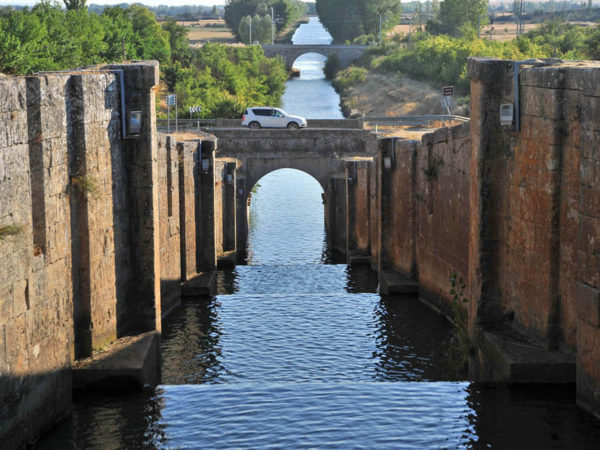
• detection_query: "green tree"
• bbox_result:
[316,0,401,43]
[434,0,488,36]
[225,0,306,40]
[324,52,340,79]
[238,14,272,44]
[254,14,273,43]
[162,18,190,63]
[63,0,86,11]
[127,5,171,63]
[239,15,252,43]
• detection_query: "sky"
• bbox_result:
[4,0,225,4]
[4,0,315,5]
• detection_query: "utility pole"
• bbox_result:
[271,7,275,45]
[379,14,382,45]
[519,0,523,35]
[249,19,252,44]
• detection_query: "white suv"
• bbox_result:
[242,107,307,129]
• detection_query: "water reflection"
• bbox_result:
[161,297,224,384]
[39,390,167,449]
[291,17,333,45]
[282,54,344,119]
[247,169,325,266]
[466,384,600,448]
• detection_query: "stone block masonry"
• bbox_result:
[0,62,167,448]
[373,125,470,315]
[466,59,600,412]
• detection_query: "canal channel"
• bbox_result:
[40,17,600,449]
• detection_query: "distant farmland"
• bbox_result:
[174,19,238,46]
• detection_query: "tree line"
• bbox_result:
[224,0,307,44]
[315,0,403,43]
[329,19,599,98]
[0,3,288,118]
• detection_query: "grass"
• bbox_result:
[71,175,99,197]
[0,224,23,241]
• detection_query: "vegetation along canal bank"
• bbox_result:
[320,0,600,117]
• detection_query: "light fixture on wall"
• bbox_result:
[226,174,233,184]
[384,157,392,170]
[201,159,210,172]
[127,111,142,135]
[500,104,514,127]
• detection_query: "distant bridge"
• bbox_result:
[262,44,368,69]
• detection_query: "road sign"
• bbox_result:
[189,106,202,114]
[442,86,454,97]
[167,94,176,106]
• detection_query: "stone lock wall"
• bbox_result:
[467,59,600,412]
[345,160,372,263]
[157,134,182,316]
[0,73,74,450]
[0,62,161,448]
[361,60,600,417]
[157,135,218,312]
[415,125,471,312]
[372,125,471,314]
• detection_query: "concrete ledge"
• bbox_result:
[348,253,371,265]
[72,332,160,390]
[217,250,237,268]
[379,271,419,295]
[478,326,575,384]
[182,271,216,297]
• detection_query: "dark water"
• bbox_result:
[39,17,600,450]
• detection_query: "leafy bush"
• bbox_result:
[324,52,340,80]
[165,43,287,118]
[332,66,367,91]
[377,33,549,93]
[0,5,288,119]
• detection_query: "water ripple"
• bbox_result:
[159,382,476,449]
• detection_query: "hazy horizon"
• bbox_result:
[1,0,317,6]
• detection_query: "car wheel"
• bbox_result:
[249,121,261,129]
[287,122,300,129]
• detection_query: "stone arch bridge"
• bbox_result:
[211,126,378,260]
[262,44,367,69]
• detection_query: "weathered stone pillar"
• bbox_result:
[223,162,237,254]
[236,173,249,263]
[66,73,121,357]
[214,159,237,267]
[325,176,347,257]
[345,159,372,264]
[178,140,197,281]
[104,62,161,335]
[377,138,418,278]
[467,58,515,337]
[576,74,600,417]
[369,156,381,272]
[196,139,217,272]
